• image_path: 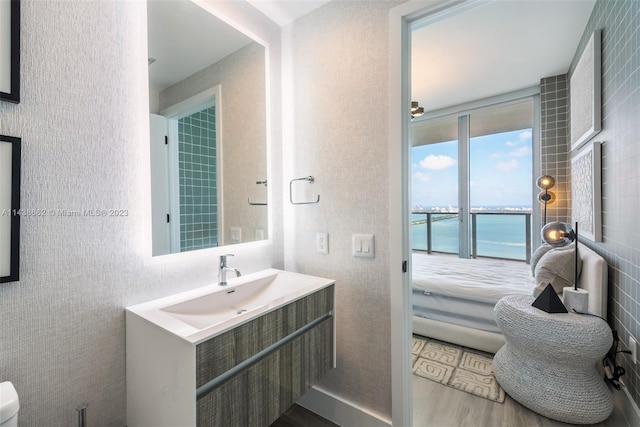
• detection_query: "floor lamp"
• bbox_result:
[536,175,556,224]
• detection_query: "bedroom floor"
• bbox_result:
[413,369,630,427]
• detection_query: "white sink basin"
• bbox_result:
[126,269,335,343]
[159,273,278,329]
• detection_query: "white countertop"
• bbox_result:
[126,269,335,344]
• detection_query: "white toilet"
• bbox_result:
[0,382,19,427]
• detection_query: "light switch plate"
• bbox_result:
[352,234,374,258]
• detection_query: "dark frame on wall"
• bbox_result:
[0,135,21,283]
[0,0,20,103]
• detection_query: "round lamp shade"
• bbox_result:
[536,175,556,190]
[541,222,575,247]
[537,190,556,204]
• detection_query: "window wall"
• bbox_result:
[411,97,535,261]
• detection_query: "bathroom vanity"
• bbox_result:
[125,269,335,427]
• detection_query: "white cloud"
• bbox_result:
[509,146,531,157]
[496,159,519,172]
[419,154,457,170]
[413,171,431,181]
[519,130,532,141]
[490,152,502,159]
[504,130,532,147]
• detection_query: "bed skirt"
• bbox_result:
[412,285,503,333]
[412,315,505,354]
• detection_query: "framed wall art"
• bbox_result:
[571,140,601,242]
[0,135,21,282]
[0,0,20,103]
[570,29,601,151]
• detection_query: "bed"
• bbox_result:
[412,243,608,354]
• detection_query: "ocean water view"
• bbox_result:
[412,211,530,261]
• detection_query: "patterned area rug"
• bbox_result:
[412,336,505,403]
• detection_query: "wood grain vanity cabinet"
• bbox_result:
[126,284,335,427]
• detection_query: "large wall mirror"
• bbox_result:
[148,0,268,257]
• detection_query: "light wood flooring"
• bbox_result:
[413,374,631,427]
[270,378,630,427]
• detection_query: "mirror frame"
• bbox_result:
[143,0,275,265]
[0,134,21,283]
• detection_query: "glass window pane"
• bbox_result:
[469,99,533,261]
[411,138,459,255]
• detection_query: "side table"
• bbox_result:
[493,295,613,424]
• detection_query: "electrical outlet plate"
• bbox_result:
[316,232,328,254]
[231,227,242,244]
[630,337,637,364]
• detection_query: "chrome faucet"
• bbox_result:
[218,254,241,286]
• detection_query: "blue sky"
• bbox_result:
[411,129,533,208]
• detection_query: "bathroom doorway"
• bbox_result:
[390,1,598,425]
[149,86,223,255]
[389,0,595,425]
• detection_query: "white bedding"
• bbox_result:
[412,253,537,304]
[411,244,608,353]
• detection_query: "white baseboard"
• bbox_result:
[617,382,640,427]
[296,386,391,427]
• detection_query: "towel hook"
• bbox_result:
[290,176,320,205]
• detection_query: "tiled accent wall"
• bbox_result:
[178,106,219,251]
[539,75,571,228]
[571,0,640,408]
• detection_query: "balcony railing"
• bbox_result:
[411,210,532,263]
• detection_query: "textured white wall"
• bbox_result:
[285,0,403,419]
[0,1,281,425]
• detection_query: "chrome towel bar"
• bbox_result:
[289,176,320,204]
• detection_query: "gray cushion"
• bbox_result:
[533,244,582,295]
[530,244,553,276]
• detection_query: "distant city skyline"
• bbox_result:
[411,205,533,211]
[411,128,533,208]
